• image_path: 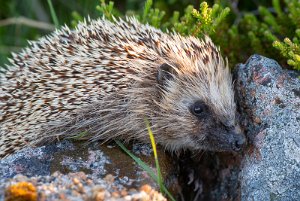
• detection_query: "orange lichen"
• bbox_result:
[5,182,37,201]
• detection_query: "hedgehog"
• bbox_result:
[0,17,246,158]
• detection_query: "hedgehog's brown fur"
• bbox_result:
[0,17,246,158]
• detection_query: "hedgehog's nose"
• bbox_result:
[231,134,247,152]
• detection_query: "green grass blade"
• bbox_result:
[115,140,175,201]
[145,119,163,191]
[115,140,157,179]
[47,0,59,28]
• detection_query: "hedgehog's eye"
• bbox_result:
[191,101,207,117]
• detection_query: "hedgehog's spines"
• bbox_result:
[0,17,244,158]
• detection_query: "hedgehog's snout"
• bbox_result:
[229,131,247,152]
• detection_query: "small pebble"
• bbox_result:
[104,174,114,183]
[94,191,106,201]
[120,189,128,196]
[112,191,120,198]
[140,184,152,193]
[253,117,262,124]
[73,177,80,185]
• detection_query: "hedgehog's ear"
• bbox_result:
[157,63,177,86]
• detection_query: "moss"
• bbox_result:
[5,182,37,201]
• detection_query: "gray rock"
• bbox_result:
[235,55,300,201]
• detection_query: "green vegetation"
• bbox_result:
[0,0,300,70]
[220,0,300,70]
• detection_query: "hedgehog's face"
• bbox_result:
[185,100,246,152]
[156,62,246,152]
